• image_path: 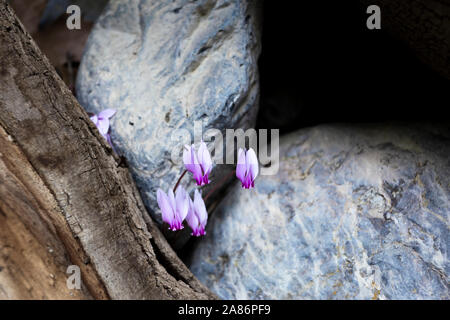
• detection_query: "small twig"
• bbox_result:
[173,169,188,193]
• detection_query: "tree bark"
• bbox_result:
[0,0,215,300]
[361,0,450,79]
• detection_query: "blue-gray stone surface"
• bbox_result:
[189,124,450,299]
[76,0,261,229]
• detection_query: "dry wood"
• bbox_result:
[0,0,215,300]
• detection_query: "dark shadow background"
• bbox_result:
[181,1,450,260]
[256,1,450,134]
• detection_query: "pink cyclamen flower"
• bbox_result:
[186,190,208,236]
[236,148,259,189]
[90,109,116,146]
[156,186,189,231]
[183,140,212,186]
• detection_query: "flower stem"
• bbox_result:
[173,169,188,193]
[204,169,236,202]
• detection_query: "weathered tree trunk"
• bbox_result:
[0,0,215,300]
[361,0,450,79]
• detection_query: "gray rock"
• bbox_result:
[189,124,450,299]
[76,0,262,232]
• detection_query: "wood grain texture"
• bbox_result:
[0,125,94,299]
[0,0,215,299]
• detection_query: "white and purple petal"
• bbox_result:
[157,189,175,228]
[175,186,189,222]
[236,148,246,184]
[186,198,199,235]
[194,190,208,226]
[185,190,208,236]
[90,114,99,125]
[198,141,212,177]
[97,118,110,136]
[98,109,116,119]
[183,145,196,173]
[236,148,258,189]
[183,144,204,185]
[247,148,259,182]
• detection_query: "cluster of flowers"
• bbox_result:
[89,109,116,147]
[157,142,259,237]
[90,109,259,238]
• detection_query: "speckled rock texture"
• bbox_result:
[76,0,261,227]
[189,124,450,299]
